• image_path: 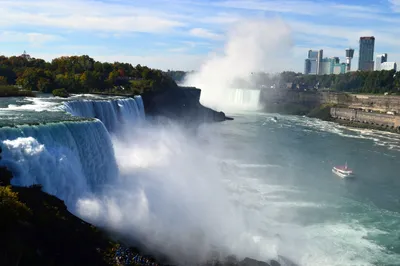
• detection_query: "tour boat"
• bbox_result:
[332,162,354,178]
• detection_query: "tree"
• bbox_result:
[37,77,53,93]
[16,68,41,91]
[0,76,8,85]
[107,70,119,86]
[0,66,17,84]
[52,88,69,98]
[0,186,31,227]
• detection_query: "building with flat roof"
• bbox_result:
[304,49,323,75]
[375,53,387,71]
[381,62,397,71]
[345,48,354,72]
[358,36,375,71]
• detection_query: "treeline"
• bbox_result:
[165,70,195,83]
[166,70,400,94]
[0,54,178,96]
[280,70,400,94]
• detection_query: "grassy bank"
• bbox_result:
[0,85,35,97]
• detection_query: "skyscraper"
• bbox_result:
[345,48,354,72]
[304,49,323,74]
[358,36,375,71]
[375,53,387,71]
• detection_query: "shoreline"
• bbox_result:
[329,118,400,134]
[265,103,400,134]
[0,91,36,97]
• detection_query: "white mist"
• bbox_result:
[183,18,294,112]
[76,122,268,265]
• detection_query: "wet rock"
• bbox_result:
[270,260,280,266]
[141,87,233,127]
[239,257,270,266]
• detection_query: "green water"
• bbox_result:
[203,112,400,265]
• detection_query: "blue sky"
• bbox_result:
[1,0,400,72]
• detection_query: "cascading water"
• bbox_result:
[0,120,118,206]
[0,96,146,208]
[63,96,145,133]
[227,89,261,111]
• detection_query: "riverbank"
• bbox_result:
[261,90,400,134]
[0,86,35,97]
[331,118,400,133]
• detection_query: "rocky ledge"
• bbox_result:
[140,87,233,126]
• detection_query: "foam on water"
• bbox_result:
[276,114,400,152]
[0,120,118,206]
[1,97,400,265]
[0,97,61,112]
[63,96,145,133]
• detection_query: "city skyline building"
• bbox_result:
[381,62,397,71]
[345,48,354,72]
[319,57,346,75]
[302,36,400,73]
[358,36,375,71]
[375,53,388,71]
[304,49,323,75]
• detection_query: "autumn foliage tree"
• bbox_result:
[0,54,178,95]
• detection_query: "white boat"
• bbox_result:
[332,162,354,178]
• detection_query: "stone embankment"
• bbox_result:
[261,89,400,132]
[330,107,400,130]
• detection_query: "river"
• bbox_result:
[0,95,399,266]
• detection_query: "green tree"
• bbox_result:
[0,76,8,85]
[37,77,53,93]
[16,68,41,91]
[107,70,119,86]
[0,186,31,227]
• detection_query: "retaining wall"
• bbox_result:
[330,107,400,128]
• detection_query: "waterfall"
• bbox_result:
[228,89,261,110]
[63,96,145,133]
[0,120,119,206]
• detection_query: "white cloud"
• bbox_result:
[389,0,400,11]
[215,0,321,15]
[0,0,399,72]
[189,28,222,40]
[214,0,382,17]
[0,0,184,33]
[0,31,62,46]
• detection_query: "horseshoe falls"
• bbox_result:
[227,88,261,111]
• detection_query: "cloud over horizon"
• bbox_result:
[0,0,399,72]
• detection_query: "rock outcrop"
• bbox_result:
[141,87,233,126]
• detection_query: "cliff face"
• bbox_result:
[261,90,400,113]
[260,90,323,115]
[141,87,233,126]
